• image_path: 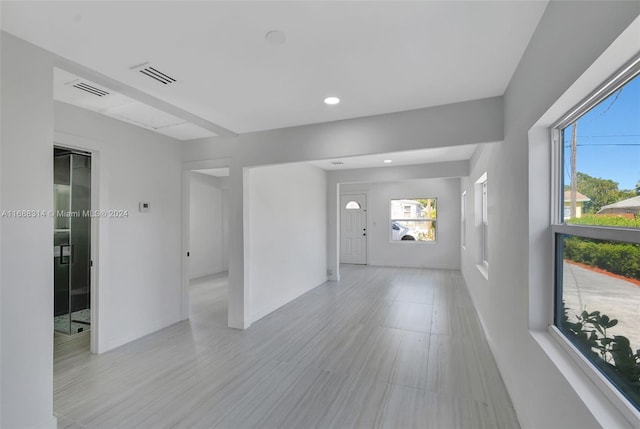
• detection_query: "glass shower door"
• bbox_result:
[54,149,91,335]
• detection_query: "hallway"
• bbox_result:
[54,266,518,428]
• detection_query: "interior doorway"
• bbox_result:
[183,159,231,323]
[188,171,229,280]
[340,193,368,264]
[53,147,92,346]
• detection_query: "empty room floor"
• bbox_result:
[54,266,519,428]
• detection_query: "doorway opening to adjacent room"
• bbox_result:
[184,160,230,326]
[53,146,93,356]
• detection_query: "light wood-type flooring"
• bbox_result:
[54,265,520,428]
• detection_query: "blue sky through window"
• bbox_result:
[563,73,640,191]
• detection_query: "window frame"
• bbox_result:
[461,191,467,249]
[475,172,488,274]
[550,56,640,418]
[389,198,437,243]
[481,179,488,267]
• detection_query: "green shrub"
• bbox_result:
[561,305,640,409]
[569,214,640,228]
[564,237,640,280]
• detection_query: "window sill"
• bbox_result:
[475,263,488,280]
[530,327,640,427]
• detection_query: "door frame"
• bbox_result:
[54,133,102,353]
[339,192,369,265]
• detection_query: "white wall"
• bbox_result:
[247,163,327,322]
[221,180,230,270]
[461,3,640,428]
[189,172,228,278]
[460,144,496,286]
[1,32,56,429]
[0,31,3,428]
[1,31,185,428]
[327,160,470,280]
[54,101,183,353]
[341,178,460,269]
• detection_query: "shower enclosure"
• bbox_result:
[54,147,91,335]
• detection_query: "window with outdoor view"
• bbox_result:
[390,198,436,242]
[553,61,640,412]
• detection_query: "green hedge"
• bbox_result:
[564,237,640,280]
[569,214,639,228]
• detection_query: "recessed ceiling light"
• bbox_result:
[265,30,286,45]
[384,159,393,163]
[324,96,340,105]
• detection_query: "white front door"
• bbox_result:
[340,194,367,264]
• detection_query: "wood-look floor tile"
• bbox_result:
[395,283,435,305]
[54,266,519,429]
[357,327,430,390]
[55,414,86,429]
[384,301,433,333]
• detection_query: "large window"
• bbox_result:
[553,61,640,412]
[390,198,436,242]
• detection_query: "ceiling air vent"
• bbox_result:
[71,81,109,97]
[131,62,177,85]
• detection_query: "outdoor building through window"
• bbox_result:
[390,198,436,242]
[552,61,640,412]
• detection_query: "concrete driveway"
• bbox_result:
[563,262,640,354]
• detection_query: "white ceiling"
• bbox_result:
[1,1,548,135]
